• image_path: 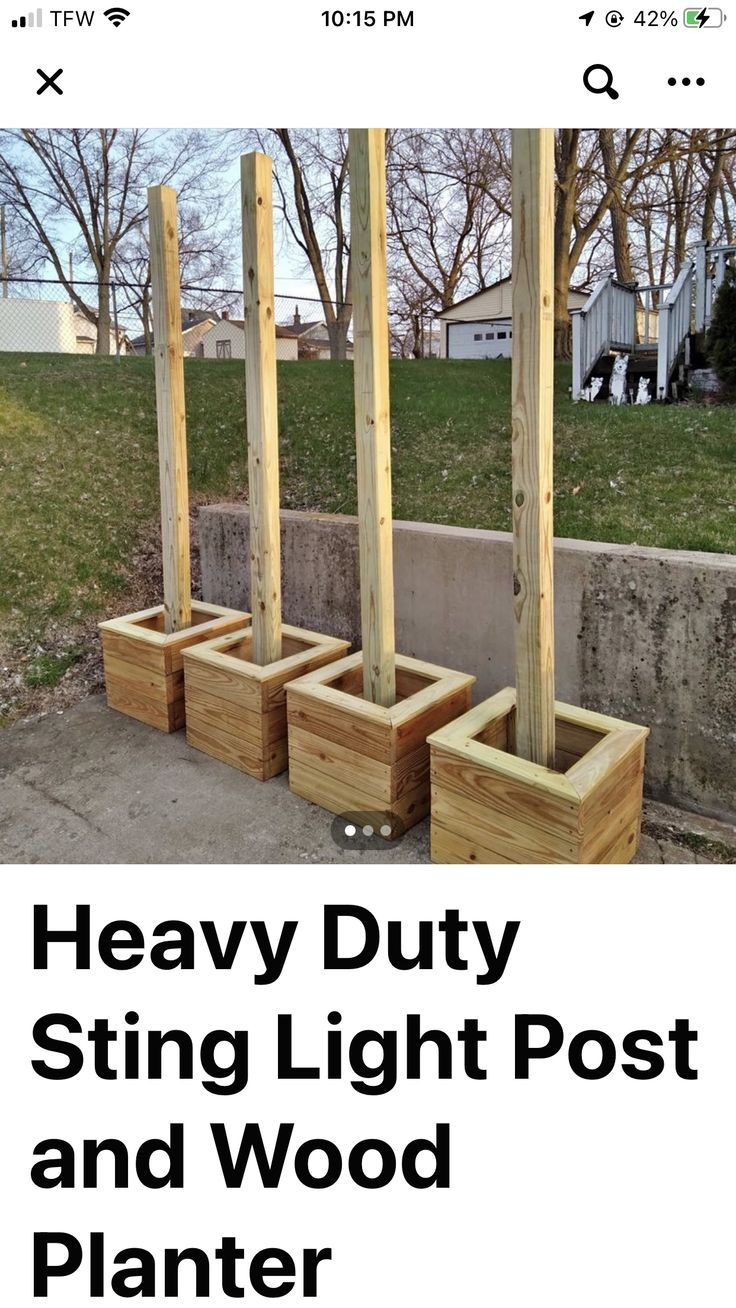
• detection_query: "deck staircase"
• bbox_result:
[572,240,736,402]
[571,264,694,402]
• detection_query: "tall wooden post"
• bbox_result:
[148,185,192,634]
[241,152,282,666]
[349,128,396,707]
[511,129,556,767]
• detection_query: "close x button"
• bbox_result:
[37,68,63,95]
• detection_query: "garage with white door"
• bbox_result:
[438,277,589,359]
[447,319,513,359]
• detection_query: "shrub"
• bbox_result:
[707,266,736,397]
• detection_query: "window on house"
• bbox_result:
[216,340,232,359]
[497,331,507,340]
[486,332,494,340]
[473,332,482,341]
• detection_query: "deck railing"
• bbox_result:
[657,261,693,399]
[571,274,637,399]
[694,239,736,332]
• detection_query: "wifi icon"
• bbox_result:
[104,6,130,25]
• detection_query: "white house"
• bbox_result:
[0,296,123,354]
[285,307,353,359]
[436,277,589,359]
[201,316,299,361]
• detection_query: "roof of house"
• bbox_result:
[289,319,324,336]
[436,276,589,319]
[210,317,299,339]
[130,310,221,350]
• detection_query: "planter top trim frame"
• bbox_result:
[288,651,476,728]
[99,601,246,650]
[428,687,649,804]
[182,624,351,682]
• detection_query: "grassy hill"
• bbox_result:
[1,353,734,718]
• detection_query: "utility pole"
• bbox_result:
[1,205,8,298]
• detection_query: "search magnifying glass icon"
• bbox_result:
[583,63,620,99]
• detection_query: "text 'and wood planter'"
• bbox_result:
[429,689,649,863]
[287,652,474,836]
[183,625,351,781]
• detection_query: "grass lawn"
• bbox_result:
[1,352,734,718]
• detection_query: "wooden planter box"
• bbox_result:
[182,624,351,782]
[428,687,649,864]
[286,652,475,837]
[99,601,248,734]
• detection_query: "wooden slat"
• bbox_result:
[184,686,282,749]
[430,746,579,835]
[511,129,556,767]
[241,152,282,666]
[349,128,396,707]
[430,817,516,866]
[393,685,473,761]
[101,630,166,675]
[262,644,352,709]
[105,680,180,732]
[288,724,393,803]
[427,688,517,753]
[148,185,191,634]
[186,714,286,781]
[102,653,183,703]
[568,728,647,802]
[183,654,264,714]
[431,782,579,863]
[287,686,392,762]
[288,757,427,830]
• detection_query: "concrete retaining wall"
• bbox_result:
[200,506,736,823]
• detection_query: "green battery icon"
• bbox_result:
[683,7,724,24]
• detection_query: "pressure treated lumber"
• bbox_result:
[428,691,649,864]
[100,602,247,733]
[510,129,556,767]
[348,128,396,707]
[287,652,474,835]
[148,185,192,634]
[241,152,282,666]
[183,625,350,781]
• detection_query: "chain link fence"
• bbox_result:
[0,276,353,361]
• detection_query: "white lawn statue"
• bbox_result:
[609,354,629,405]
[635,377,652,405]
[582,376,604,403]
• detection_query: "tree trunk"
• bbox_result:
[96,273,111,355]
[599,129,634,283]
[553,131,578,358]
[411,311,421,358]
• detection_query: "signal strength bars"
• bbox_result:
[11,8,43,25]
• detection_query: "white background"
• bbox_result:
[0,0,733,125]
[4,868,735,1304]
[2,4,735,1302]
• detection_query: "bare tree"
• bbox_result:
[388,128,511,314]
[247,129,353,359]
[114,197,239,351]
[0,128,233,353]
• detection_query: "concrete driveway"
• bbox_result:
[1,696,731,864]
